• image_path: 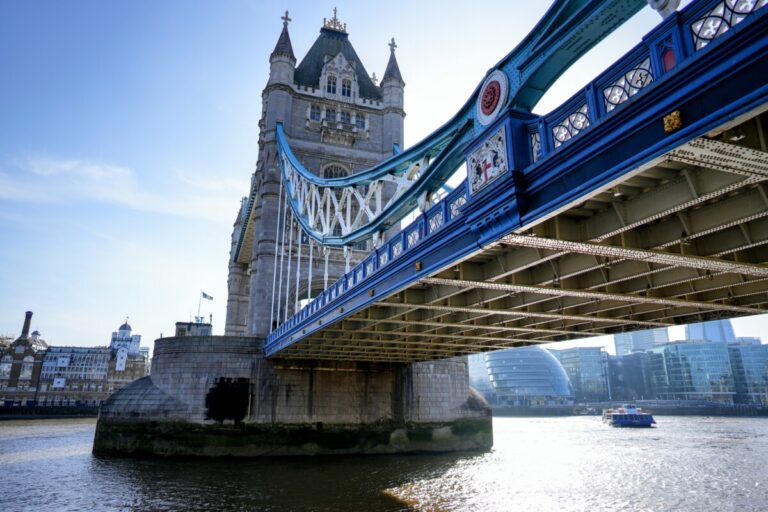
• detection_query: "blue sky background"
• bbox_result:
[1,0,765,353]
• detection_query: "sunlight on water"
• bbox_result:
[1,416,767,511]
[383,416,768,512]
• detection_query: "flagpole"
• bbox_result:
[197,290,202,322]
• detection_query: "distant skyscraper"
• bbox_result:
[614,328,669,355]
[685,319,736,344]
[735,337,761,346]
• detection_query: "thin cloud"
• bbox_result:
[175,168,248,194]
[2,155,241,222]
[25,157,131,180]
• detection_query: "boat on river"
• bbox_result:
[602,404,656,428]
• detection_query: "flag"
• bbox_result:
[201,291,213,301]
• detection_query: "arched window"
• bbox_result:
[326,75,337,94]
[20,356,34,380]
[340,111,351,124]
[341,79,352,97]
[355,114,366,129]
[0,355,11,379]
[325,108,336,122]
[310,105,321,121]
[323,164,348,179]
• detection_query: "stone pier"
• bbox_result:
[93,336,492,456]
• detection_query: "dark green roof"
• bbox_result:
[294,28,382,101]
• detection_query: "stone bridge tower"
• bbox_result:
[94,10,491,458]
[226,11,405,338]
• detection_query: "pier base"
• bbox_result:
[93,336,492,457]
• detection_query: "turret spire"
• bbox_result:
[271,10,296,61]
[382,37,403,85]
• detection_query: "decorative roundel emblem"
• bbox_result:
[476,70,508,126]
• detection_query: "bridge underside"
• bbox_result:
[276,110,768,363]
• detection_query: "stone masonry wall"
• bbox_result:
[100,336,488,427]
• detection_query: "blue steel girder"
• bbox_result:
[266,0,768,362]
[270,0,647,248]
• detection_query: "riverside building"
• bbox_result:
[549,347,610,402]
[484,346,573,407]
[0,314,149,408]
[0,312,47,406]
[645,341,736,403]
[729,343,768,405]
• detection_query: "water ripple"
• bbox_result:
[1,416,767,511]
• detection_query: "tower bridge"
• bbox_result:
[94,0,768,457]
[264,0,768,363]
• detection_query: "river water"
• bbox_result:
[1,416,766,511]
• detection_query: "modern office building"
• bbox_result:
[467,352,495,401]
[549,347,609,402]
[607,352,652,402]
[685,319,737,344]
[485,346,573,407]
[728,343,768,405]
[614,327,669,355]
[646,341,736,403]
[734,337,762,346]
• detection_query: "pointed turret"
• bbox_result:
[382,38,404,86]
[269,11,296,85]
[380,37,405,152]
[271,11,296,61]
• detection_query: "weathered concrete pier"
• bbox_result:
[93,337,491,456]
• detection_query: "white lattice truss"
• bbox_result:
[281,152,432,243]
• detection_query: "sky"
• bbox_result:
[1,0,765,354]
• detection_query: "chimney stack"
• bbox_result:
[21,311,33,338]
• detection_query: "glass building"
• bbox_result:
[485,346,573,406]
[607,352,653,402]
[467,353,495,401]
[549,347,608,402]
[646,342,735,403]
[685,319,736,344]
[728,344,768,405]
[614,327,669,355]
